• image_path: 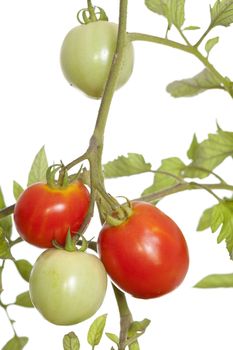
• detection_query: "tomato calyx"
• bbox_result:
[105,198,133,227]
[77,3,108,25]
[46,163,83,190]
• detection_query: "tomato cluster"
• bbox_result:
[13,13,189,327]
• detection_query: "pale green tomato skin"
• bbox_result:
[60,21,134,98]
[29,249,107,325]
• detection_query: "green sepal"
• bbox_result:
[64,229,77,252]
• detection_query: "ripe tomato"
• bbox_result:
[98,201,189,299]
[14,181,90,248]
[29,249,107,325]
[60,21,134,98]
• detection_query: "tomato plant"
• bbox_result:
[14,181,90,248]
[60,20,134,98]
[98,201,189,299]
[29,248,107,325]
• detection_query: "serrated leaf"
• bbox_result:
[0,187,12,240]
[205,37,219,56]
[183,25,200,30]
[27,146,48,186]
[0,228,12,259]
[2,336,28,350]
[197,200,233,258]
[197,207,214,231]
[186,128,233,178]
[194,273,233,288]
[13,181,24,201]
[14,259,33,282]
[15,291,34,308]
[143,157,185,196]
[63,332,80,350]
[210,0,233,28]
[87,314,107,347]
[145,0,185,28]
[105,333,119,345]
[166,68,223,97]
[104,153,151,178]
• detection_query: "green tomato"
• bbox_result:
[29,249,107,325]
[60,21,134,98]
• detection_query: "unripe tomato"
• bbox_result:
[60,21,134,98]
[98,201,189,299]
[14,181,90,248]
[29,249,107,325]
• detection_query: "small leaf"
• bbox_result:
[142,157,185,196]
[210,0,233,28]
[105,333,119,345]
[87,314,107,347]
[128,319,151,337]
[197,207,214,231]
[15,291,34,308]
[2,336,28,350]
[183,25,200,30]
[197,200,233,258]
[0,187,12,240]
[194,273,233,288]
[167,69,223,98]
[27,146,48,186]
[205,37,219,56]
[145,0,185,29]
[104,153,151,178]
[186,128,233,178]
[14,260,33,282]
[13,181,24,201]
[145,0,172,28]
[0,228,12,259]
[63,332,80,350]
[187,134,199,160]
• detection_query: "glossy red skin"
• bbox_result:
[14,181,90,248]
[98,201,189,299]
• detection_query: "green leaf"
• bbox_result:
[0,228,12,259]
[187,134,199,160]
[145,0,185,28]
[145,0,172,27]
[13,181,24,201]
[105,333,119,345]
[143,157,185,196]
[210,0,233,28]
[63,332,80,350]
[128,319,151,337]
[27,146,48,186]
[2,336,28,350]
[14,260,33,282]
[166,69,223,97]
[104,153,151,178]
[205,37,219,56]
[194,273,233,288]
[197,200,233,258]
[87,314,107,347]
[0,187,12,240]
[186,128,233,178]
[183,25,200,30]
[15,291,34,308]
[197,207,215,231]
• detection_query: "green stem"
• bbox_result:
[194,24,213,48]
[87,0,97,22]
[113,284,139,350]
[128,32,233,97]
[138,182,233,203]
[0,204,15,219]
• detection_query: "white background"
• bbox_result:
[0,0,233,349]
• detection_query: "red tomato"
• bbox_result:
[14,181,90,248]
[98,201,189,299]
